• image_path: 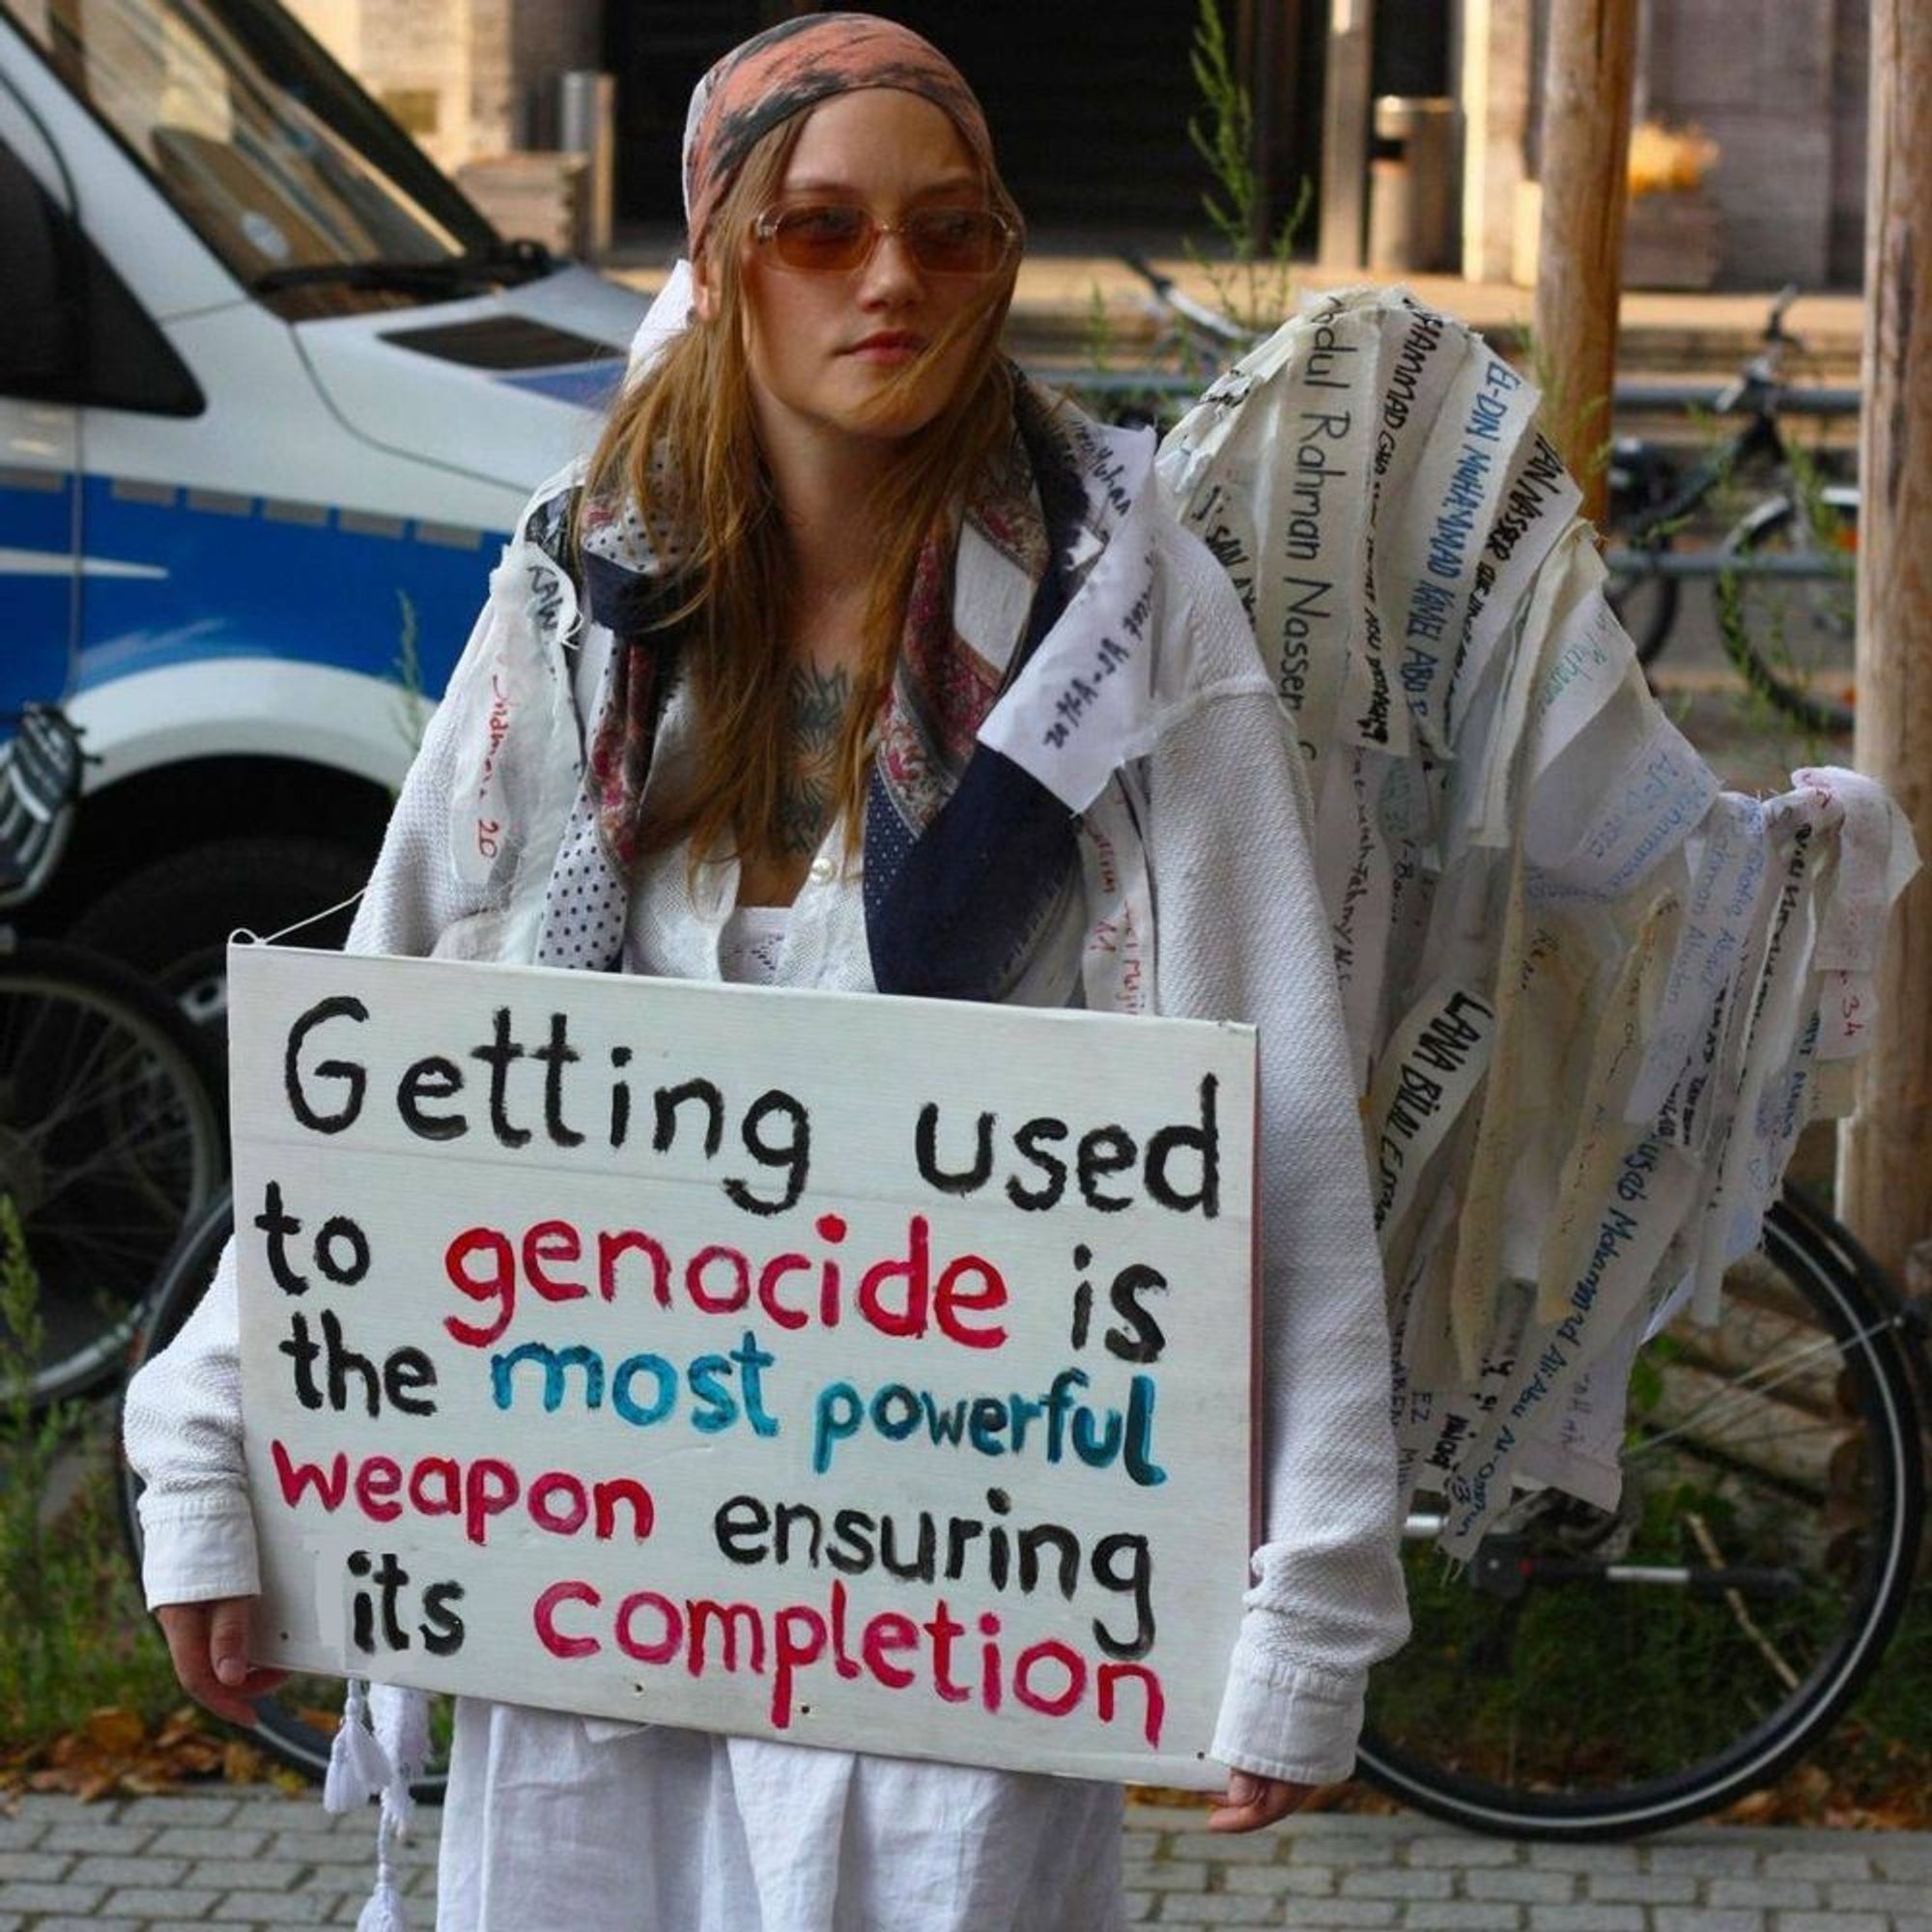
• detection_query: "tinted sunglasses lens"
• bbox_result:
[765,206,1009,273]
[769,206,872,270]
[905,210,1008,272]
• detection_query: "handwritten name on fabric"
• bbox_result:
[446,549,580,892]
[1791,768,1918,1060]
[1077,781,1156,1017]
[1366,981,1494,1249]
[229,944,1258,1788]
[980,419,1185,814]
[1156,299,1381,780]
[1435,1135,1700,1559]
[1396,345,1536,748]
[1451,432,1580,745]
[1626,795,1766,1132]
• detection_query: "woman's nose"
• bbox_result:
[856,228,924,303]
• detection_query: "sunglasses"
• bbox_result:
[751,203,1017,276]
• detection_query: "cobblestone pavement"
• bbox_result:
[4,1791,1931,1930]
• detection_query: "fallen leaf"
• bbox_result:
[82,1708,146,1755]
[120,1772,180,1796]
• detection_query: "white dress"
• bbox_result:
[434,895,1124,1932]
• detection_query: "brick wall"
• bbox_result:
[465,0,511,155]
[289,0,358,68]
[510,0,602,145]
[285,0,471,170]
[462,0,600,155]
[285,0,600,170]
[1641,0,1857,289]
[1827,0,1868,286]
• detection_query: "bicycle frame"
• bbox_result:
[1620,406,1787,551]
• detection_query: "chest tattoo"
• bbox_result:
[775,662,852,855]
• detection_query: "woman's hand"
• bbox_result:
[1208,1768,1317,1833]
[154,1598,289,1729]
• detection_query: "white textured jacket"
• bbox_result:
[125,410,1408,1924]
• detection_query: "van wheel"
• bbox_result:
[69,838,370,1040]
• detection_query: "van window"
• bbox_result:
[3,0,499,312]
[0,126,74,393]
[0,133,201,413]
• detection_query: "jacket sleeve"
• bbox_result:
[1143,534,1409,1785]
[123,562,522,1608]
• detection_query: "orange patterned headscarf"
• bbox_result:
[681,14,998,257]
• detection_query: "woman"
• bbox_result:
[126,17,1407,1928]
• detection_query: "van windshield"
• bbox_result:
[3,0,509,311]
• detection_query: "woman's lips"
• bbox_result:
[846,332,927,363]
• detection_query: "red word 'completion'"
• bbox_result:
[533,1577,1164,1744]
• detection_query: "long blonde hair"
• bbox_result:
[580,111,1025,872]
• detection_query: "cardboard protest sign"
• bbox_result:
[229,943,1257,1787]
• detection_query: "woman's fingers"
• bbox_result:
[209,1598,252,1688]
[1207,1770,1317,1833]
[155,1599,281,1729]
[213,1602,290,1696]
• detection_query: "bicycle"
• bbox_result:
[0,705,228,1406]
[1604,283,1860,735]
[1358,1184,1929,1839]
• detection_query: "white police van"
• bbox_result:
[0,0,646,1016]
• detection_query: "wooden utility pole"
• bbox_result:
[1532,0,1639,526]
[1836,0,1932,1280]
[1317,0,1373,270]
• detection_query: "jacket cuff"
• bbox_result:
[1210,1636,1366,1787]
[138,1494,261,1609]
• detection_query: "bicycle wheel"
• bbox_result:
[0,939,226,1405]
[1717,487,1858,735]
[117,1192,452,1801]
[1605,543,1681,668]
[1358,1189,1926,1839]
[1604,440,1683,668]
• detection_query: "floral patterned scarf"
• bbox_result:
[532,377,1094,999]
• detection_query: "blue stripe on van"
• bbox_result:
[497,361,626,410]
[0,471,73,552]
[41,474,515,701]
[0,469,78,712]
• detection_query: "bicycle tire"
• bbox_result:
[117,1191,452,1801]
[1604,440,1684,668]
[1605,545,1681,668]
[1718,489,1858,736]
[1358,1189,1926,1840]
[0,938,227,1405]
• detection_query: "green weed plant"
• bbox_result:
[1184,0,1308,340]
[0,1196,176,1749]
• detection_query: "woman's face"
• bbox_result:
[702,89,1003,461]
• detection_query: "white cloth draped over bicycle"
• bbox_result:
[1154,286,1918,1561]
